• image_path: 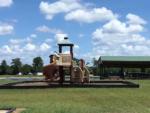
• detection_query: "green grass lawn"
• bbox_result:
[0,80,18,85]
[0,80,150,113]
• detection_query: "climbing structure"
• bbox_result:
[43,37,90,84]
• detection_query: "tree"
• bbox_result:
[6,66,13,75]
[11,58,22,75]
[92,58,98,76]
[32,57,43,74]
[0,60,8,75]
[21,64,32,75]
[0,65,2,75]
[93,58,98,67]
[73,57,80,65]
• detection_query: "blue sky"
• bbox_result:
[0,0,150,65]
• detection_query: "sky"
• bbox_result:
[0,0,150,65]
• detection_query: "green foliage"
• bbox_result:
[32,57,43,74]
[6,66,13,75]
[0,57,44,75]
[73,58,80,65]
[92,66,97,75]
[11,58,22,75]
[89,58,100,76]
[92,58,98,67]
[0,60,8,75]
[0,66,2,75]
[21,64,32,75]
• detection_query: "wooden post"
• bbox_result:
[59,45,62,53]
[70,46,73,59]
[49,55,53,63]
[100,64,102,79]
[59,66,64,84]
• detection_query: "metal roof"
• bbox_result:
[99,56,150,62]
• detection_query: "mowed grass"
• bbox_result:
[0,80,19,85]
[0,80,150,113]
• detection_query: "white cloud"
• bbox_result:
[9,39,21,44]
[0,0,13,7]
[74,44,79,49]
[1,45,12,54]
[39,0,117,23]
[0,24,14,35]
[0,37,55,64]
[45,38,54,43]
[65,7,117,23]
[9,37,33,45]
[40,43,51,51]
[8,38,52,53]
[102,19,126,34]
[101,18,144,35]
[126,13,146,25]
[90,14,150,58]
[127,24,144,33]
[24,43,36,51]
[30,34,37,38]
[36,25,51,32]
[36,25,62,34]
[39,0,82,20]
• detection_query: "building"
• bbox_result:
[98,56,150,79]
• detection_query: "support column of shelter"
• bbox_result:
[99,58,104,79]
[120,67,124,79]
[99,65,102,79]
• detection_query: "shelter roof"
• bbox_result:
[99,56,150,62]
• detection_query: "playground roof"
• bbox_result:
[57,37,74,46]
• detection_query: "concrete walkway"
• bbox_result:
[0,77,44,81]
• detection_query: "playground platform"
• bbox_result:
[0,80,139,89]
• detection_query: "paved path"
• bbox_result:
[0,75,100,81]
[0,77,44,81]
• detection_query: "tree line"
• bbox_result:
[0,57,100,76]
[0,57,43,75]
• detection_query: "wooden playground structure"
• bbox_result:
[43,37,90,84]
